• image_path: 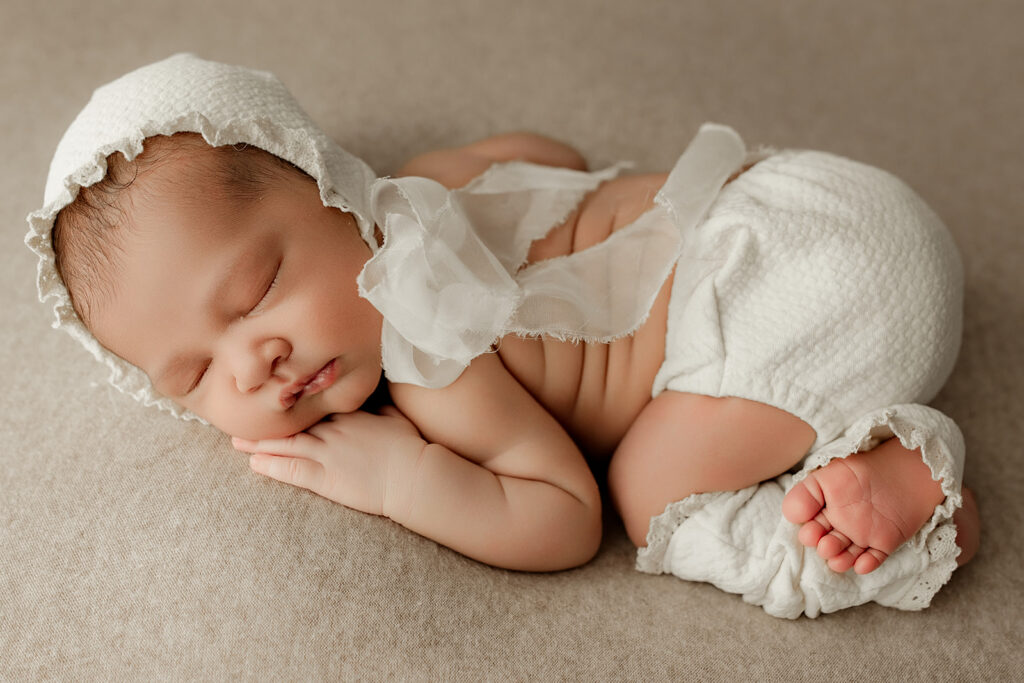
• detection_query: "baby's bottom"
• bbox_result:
[621,401,968,618]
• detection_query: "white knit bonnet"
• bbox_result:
[25,54,378,420]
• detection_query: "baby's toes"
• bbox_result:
[825,541,865,573]
[816,528,852,560]
[853,548,888,575]
[797,512,832,548]
[782,478,826,524]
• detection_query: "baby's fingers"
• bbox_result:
[232,432,323,458]
[248,453,325,492]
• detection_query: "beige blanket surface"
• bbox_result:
[2,1,1021,679]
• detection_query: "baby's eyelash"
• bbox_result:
[249,263,281,315]
[187,362,210,394]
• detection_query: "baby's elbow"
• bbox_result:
[535,499,603,572]
[567,482,604,567]
[571,510,604,569]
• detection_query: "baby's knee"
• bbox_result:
[607,450,663,547]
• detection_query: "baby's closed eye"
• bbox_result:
[247,259,282,316]
[186,361,211,395]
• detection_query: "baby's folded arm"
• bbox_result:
[396,132,587,189]
[388,353,602,572]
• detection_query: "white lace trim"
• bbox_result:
[793,404,965,553]
[802,404,965,610]
[637,403,965,612]
[636,491,727,574]
[889,519,960,611]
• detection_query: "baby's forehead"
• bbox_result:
[130,135,304,208]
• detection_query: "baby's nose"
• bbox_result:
[235,337,291,393]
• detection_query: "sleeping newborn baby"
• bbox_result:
[26,54,979,618]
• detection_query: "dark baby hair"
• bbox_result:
[52,132,307,327]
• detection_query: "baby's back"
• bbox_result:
[495,172,672,459]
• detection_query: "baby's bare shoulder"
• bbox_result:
[396,132,587,189]
[395,147,494,189]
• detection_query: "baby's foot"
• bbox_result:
[781,438,946,574]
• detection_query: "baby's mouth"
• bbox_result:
[280,360,338,409]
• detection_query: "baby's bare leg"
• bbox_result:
[608,392,816,547]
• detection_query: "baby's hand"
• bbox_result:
[231,407,427,518]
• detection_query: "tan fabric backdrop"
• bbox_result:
[2,1,1021,679]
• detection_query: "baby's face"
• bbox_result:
[89,151,383,440]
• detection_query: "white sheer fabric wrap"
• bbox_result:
[25,53,746,417]
[362,122,743,387]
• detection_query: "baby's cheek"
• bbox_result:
[235,412,322,441]
[200,398,323,441]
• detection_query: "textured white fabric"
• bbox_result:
[24,53,748,403]
[637,404,966,618]
[639,151,966,616]
[652,148,964,449]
